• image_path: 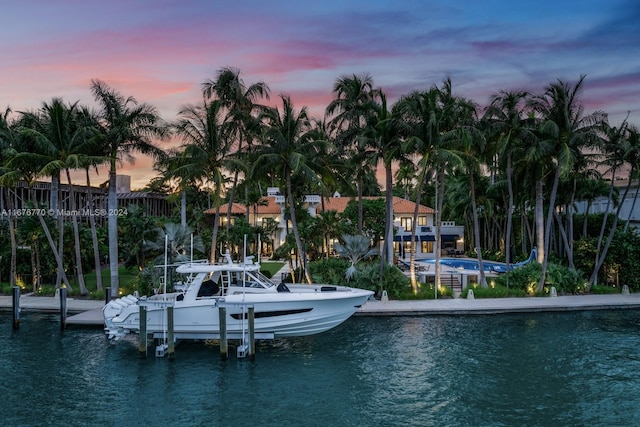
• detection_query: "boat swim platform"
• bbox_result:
[3,293,640,327]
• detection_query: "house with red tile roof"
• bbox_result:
[204,187,464,260]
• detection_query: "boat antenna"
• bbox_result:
[241,234,247,350]
[257,233,261,264]
[190,233,193,264]
[162,234,168,345]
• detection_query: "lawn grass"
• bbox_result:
[0,266,139,299]
[260,261,286,278]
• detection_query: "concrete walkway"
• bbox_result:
[356,293,640,316]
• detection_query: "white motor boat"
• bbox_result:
[103,254,373,341]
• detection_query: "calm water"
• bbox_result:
[2,310,640,426]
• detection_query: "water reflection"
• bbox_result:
[2,310,640,426]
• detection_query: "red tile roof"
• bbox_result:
[205,195,433,216]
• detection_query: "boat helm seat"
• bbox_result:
[198,279,220,297]
[277,283,291,293]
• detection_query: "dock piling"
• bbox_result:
[139,306,147,358]
[248,306,255,360]
[12,286,20,329]
[167,306,175,359]
[219,307,228,361]
[59,287,67,330]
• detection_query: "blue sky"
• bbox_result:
[1,0,638,187]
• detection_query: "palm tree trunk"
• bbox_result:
[8,190,17,288]
[286,174,311,284]
[209,205,221,263]
[108,167,119,297]
[535,178,545,264]
[384,162,394,265]
[623,175,639,233]
[30,187,72,289]
[409,168,428,293]
[470,172,488,287]
[85,168,102,291]
[66,169,88,295]
[181,189,187,227]
[591,169,617,285]
[537,168,560,292]
[589,173,633,286]
[357,179,364,234]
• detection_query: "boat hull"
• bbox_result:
[104,287,372,340]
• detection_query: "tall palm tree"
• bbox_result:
[90,79,167,297]
[0,107,18,288]
[163,99,232,262]
[202,67,270,233]
[394,80,467,292]
[484,90,531,275]
[453,107,492,288]
[363,91,407,266]
[12,98,88,290]
[589,119,639,285]
[528,75,605,291]
[326,73,380,234]
[253,95,331,283]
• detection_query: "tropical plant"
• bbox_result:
[162,99,233,261]
[252,94,330,283]
[90,79,167,297]
[333,234,378,280]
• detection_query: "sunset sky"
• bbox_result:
[2,0,639,189]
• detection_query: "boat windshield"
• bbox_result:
[249,270,277,288]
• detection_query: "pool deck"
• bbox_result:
[2,292,640,327]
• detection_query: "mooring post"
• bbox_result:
[167,306,175,359]
[12,286,20,329]
[104,287,111,304]
[248,306,255,361]
[59,287,67,330]
[219,306,228,361]
[139,305,147,358]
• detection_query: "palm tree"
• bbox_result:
[484,90,531,275]
[326,73,380,234]
[589,119,639,285]
[252,95,330,283]
[11,98,88,290]
[395,164,416,199]
[163,99,232,262]
[453,107,492,288]
[394,80,467,293]
[314,210,348,257]
[0,107,18,288]
[528,75,605,291]
[202,67,270,233]
[76,106,110,291]
[361,90,407,266]
[90,79,167,297]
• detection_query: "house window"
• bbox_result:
[418,216,427,226]
[400,217,413,231]
[421,241,434,254]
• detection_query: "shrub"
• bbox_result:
[495,262,586,295]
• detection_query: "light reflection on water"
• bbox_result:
[2,310,640,426]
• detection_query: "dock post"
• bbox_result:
[248,306,255,361]
[167,306,175,359]
[59,287,67,330]
[105,287,111,304]
[139,306,147,358]
[219,306,228,361]
[12,286,20,329]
